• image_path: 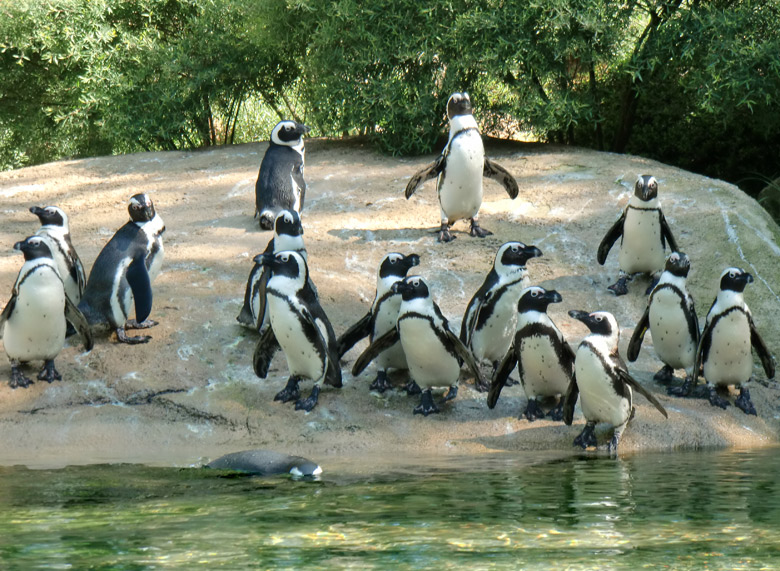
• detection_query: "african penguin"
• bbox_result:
[337,252,420,392]
[78,194,164,344]
[488,287,575,422]
[0,236,92,388]
[563,310,668,453]
[252,250,342,412]
[673,267,775,415]
[29,205,86,305]
[352,275,483,416]
[404,92,519,242]
[460,241,542,390]
[627,251,699,387]
[597,175,678,295]
[255,120,311,230]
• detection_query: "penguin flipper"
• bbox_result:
[618,369,668,418]
[627,307,650,362]
[446,329,484,388]
[562,376,579,426]
[126,257,153,324]
[483,158,519,199]
[488,349,517,409]
[0,293,17,340]
[336,312,372,359]
[64,296,94,351]
[749,315,775,379]
[597,212,625,265]
[253,326,280,378]
[687,297,701,346]
[352,328,400,377]
[659,212,678,252]
[405,155,445,199]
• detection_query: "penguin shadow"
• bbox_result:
[196,213,271,234]
[327,226,440,243]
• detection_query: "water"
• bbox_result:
[2,449,780,569]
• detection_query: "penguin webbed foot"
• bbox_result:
[116,328,151,344]
[474,374,490,392]
[295,385,321,412]
[667,376,693,397]
[9,366,33,389]
[653,365,676,385]
[125,319,158,330]
[441,385,458,403]
[547,398,565,422]
[469,219,492,238]
[37,360,62,383]
[369,370,392,393]
[735,387,757,416]
[413,389,440,416]
[405,379,422,396]
[607,276,629,296]
[437,228,456,243]
[707,386,730,410]
[522,398,547,422]
[275,376,301,403]
[573,422,598,449]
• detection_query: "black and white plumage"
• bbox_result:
[460,241,542,390]
[597,175,678,296]
[252,250,341,412]
[627,252,699,386]
[78,194,164,344]
[404,92,519,242]
[0,236,92,388]
[255,120,311,230]
[488,287,575,422]
[563,310,667,453]
[337,252,420,393]
[352,275,483,416]
[29,205,86,305]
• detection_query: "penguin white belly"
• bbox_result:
[143,215,165,282]
[268,296,325,381]
[575,349,632,426]
[147,239,164,282]
[4,271,66,361]
[471,287,522,364]
[399,317,460,388]
[438,131,484,223]
[649,290,696,370]
[618,208,664,274]
[703,313,752,386]
[373,297,407,370]
[518,334,570,398]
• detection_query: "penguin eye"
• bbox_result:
[728,271,737,278]
[411,278,420,287]
[594,315,603,322]
[531,290,540,297]
[390,257,398,264]
[280,254,289,263]
[510,245,519,253]
[284,214,293,224]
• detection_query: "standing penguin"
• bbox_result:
[29,205,86,304]
[563,310,668,453]
[78,194,164,344]
[404,92,519,242]
[352,275,483,416]
[627,252,699,386]
[460,241,542,390]
[255,120,310,230]
[0,236,93,388]
[672,268,774,415]
[488,287,575,422]
[252,251,342,412]
[597,175,678,295]
[336,252,421,392]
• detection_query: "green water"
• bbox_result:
[1,449,780,569]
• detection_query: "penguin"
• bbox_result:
[252,250,342,412]
[236,209,307,330]
[488,287,575,422]
[627,251,699,386]
[352,275,483,416]
[672,267,775,415]
[78,194,164,344]
[563,310,668,453]
[206,449,322,479]
[336,252,421,392]
[0,236,93,388]
[255,120,311,230]
[597,175,678,295]
[460,241,542,390]
[404,92,519,242]
[29,205,86,304]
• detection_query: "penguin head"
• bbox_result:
[30,205,68,229]
[256,250,308,283]
[274,210,303,239]
[270,120,311,147]
[496,241,542,274]
[664,251,691,278]
[391,275,430,301]
[447,92,473,120]
[13,235,53,261]
[128,194,156,223]
[569,309,617,338]
[719,267,753,293]
[633,175,659,201]
[379,252,420,280]
[518,287,562,313]
[289,460,323,480]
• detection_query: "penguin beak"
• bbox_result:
[404,254,421,270]
[297,123,311,136]
[568,309,592,324]
[545,290,563,304]
[391,280,409,295]
[523,245,543,263]
[253,252,277,267]
[742,272,754,284]
[29,206,44,217]
[13,240,26,252]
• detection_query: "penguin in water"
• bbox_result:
[627,252,699,387]
[255,120,311,230]
[352,275,483,416]
[404,92,519,242]
[460,241,542,390]
[236,209,308,331]
[252,250,342,412]
[337,252,421,392]
[670,268,774,415]
[78,194,165,344]
[597,175,678,295]
[0,236,93,388]
[29,205,86,304]
[488,287,575,422]
[563,310,668,453]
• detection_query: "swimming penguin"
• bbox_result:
[671,268,775,415]
[207,449,322,478]
[0,236,93,388]
[337,252,421,392]
[236,209,308,330]
[252,250,342,412]
[352,275,483,416]
[563,310,668,453]
[78,194,164,344]
[460,241,542,390]
[255,120,311,230]
[488,287,575,422]
[404,92,519,242]
[627,252,699,386]
[597,175,678,295]
[29,205,86,304]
